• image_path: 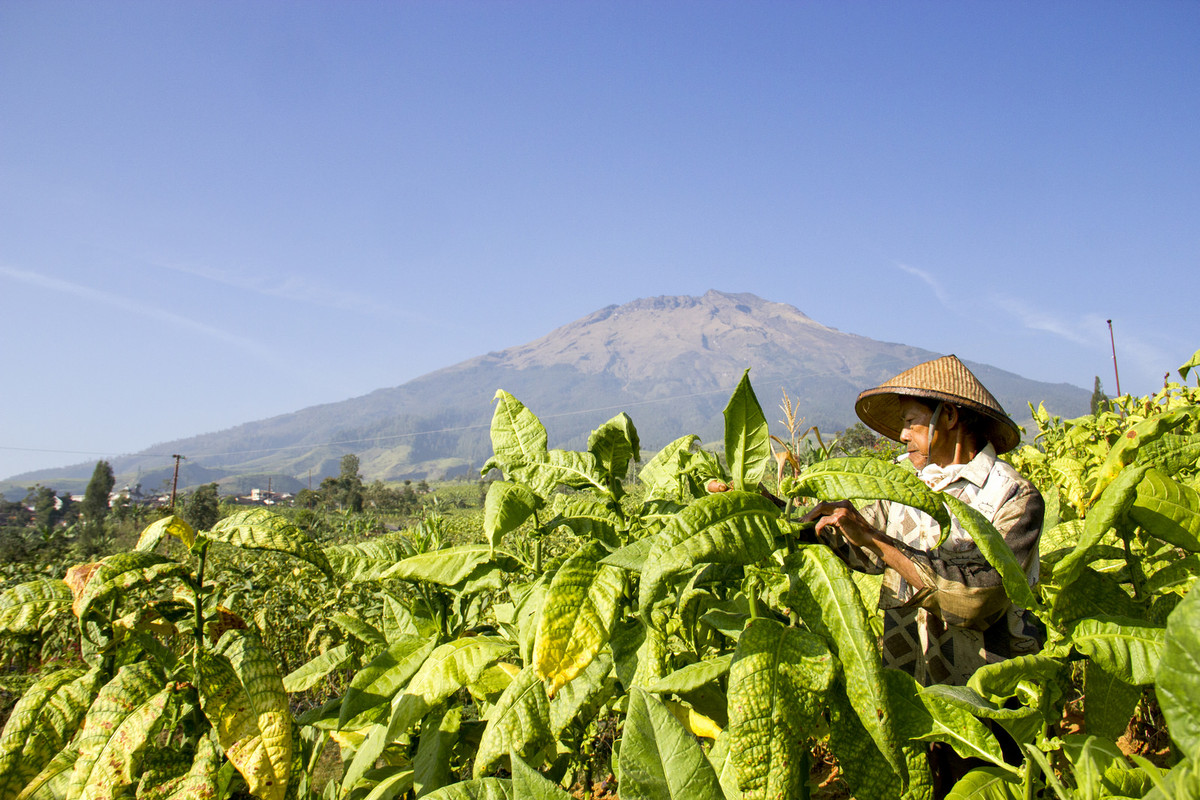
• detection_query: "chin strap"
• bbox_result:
[925,401,944,461]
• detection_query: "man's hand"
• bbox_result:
[800,500,878,549]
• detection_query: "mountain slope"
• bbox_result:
[4,291,1090,490]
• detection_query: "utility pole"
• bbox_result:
[170,454,186,509]
[1107,320,1122,397]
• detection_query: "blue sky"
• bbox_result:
[1,1,1197,480]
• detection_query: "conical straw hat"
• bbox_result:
[854,355,1021,453]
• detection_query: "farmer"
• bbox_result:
[802,354,1044,687]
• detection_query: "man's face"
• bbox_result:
[898,397,935,470]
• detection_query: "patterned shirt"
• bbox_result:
[840,444,1044,686]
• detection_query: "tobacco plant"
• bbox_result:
[3,349,1199,799]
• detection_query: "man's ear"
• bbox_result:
[941,403,960,430]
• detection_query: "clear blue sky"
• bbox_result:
[2,1,1197,480]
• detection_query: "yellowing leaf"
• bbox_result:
[664,700,723,739]
[534,541,626,697]
[198,631,292,800]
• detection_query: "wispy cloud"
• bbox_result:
[0,264,273,357]
[992,291,1175,391]
[155,260,394,316]
[992,293,1105,346]
[894,262,953,309]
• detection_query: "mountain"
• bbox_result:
[2,291,1090,493]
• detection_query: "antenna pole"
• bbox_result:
[1106,320,1122,397]
[170,454,186,509]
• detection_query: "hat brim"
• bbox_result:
[855,387,1021,454]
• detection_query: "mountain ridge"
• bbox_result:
[2,291,1090,494]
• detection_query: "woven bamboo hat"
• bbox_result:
[854,355,1021,454]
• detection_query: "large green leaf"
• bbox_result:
[0,579,72,636]
[548,653,615,739]
[137,735,221,800]
[1053,463,1152,591]
[67,662,173,800]
[920,685,1043,753]
[639,491,781,613]
[588,412,641,486]
[523,450,610,498]
[473,666,552,778]
[618,688,726,800]
[510,751,573,800]
[340,635,438,729]
[383,545,496,587]
[485,390,548,474]
[534,541,626,696]
[1049,567,1142,628]
[0,667,100,798]
[1136,433,1200,477]
[884,670,1011,772]
[545,496,624,546]
[1084,660,1142,741]
[1069,617,1164,686]
[826,681,902,800]
[324,539,414,583]
[649,655,732,696]
[938,493,1041,612]
[724,370,769,492]
[639,435,701,499]
[484,481,544,553]
[422,778,512,800]
[943,767,1022,800]
[1089,409,1195,503]
[787,457,952,532]
[197,630,292,800]
[413,705,462,798]
[15,743,80,800]
[73,553,190,639]
[208,508,334,580]
[727,618,834,800]
[283,643,353,693]
[344,638,513,793]
[1156,583,1200,755]
[1129,467,1200,552]
[787,546,906,784]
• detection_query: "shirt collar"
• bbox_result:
[918,442,996,491]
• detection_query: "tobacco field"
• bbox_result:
[2,347,1200,800]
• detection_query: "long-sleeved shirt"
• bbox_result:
[841,444,1044,686]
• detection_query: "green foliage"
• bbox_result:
[3,348,1200,799]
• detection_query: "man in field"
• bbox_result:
[802,354,1044,687]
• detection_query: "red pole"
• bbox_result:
[1107,320,1122,397]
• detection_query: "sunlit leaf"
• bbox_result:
[473,666,552,778]
[639,491,780,612]
[724,370,769,492]
[484,481,543,553]
[618,688,725,800]
[0,579,72,636]
[0,667,100,797]
[534,541,626,697]
[197,630,292,800]
[68,662,174,800]
[1156,584,1200,754]
[209,508,334,580]
[134,514,195,552]
[727,619,833,799]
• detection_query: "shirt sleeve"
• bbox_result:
[895,480,1044,630]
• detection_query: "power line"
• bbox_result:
[1,357,926,466]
